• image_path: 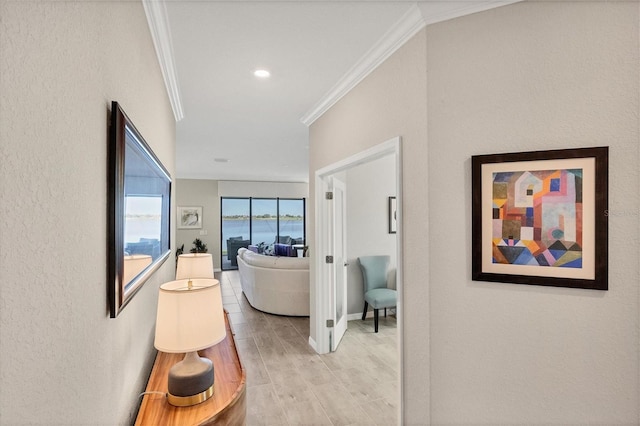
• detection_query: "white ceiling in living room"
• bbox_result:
[158,1,516,183]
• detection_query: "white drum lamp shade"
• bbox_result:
[176,253,214,280]
[154,278,226,406]
[123,254,152,284]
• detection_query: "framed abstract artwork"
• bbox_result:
[178,206,203,229]
[471,147,608,290]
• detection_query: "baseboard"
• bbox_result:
[308,336,317,352]
[347,312,370,321]
[347,309,397,321]
[214,268,222,273]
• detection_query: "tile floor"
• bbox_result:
[217,270,399,426]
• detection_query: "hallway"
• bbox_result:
[218,270,399,425]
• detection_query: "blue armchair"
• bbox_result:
[358,255,396,333]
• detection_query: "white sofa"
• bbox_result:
[236,247,310,316]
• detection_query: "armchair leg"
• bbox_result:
[374,309,379,333]
[361,302,368,321]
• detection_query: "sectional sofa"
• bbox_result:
[236,247,310,316]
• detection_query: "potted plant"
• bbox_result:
[190,238,208,253]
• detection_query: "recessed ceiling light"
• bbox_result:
[254,69,270,78]
[214,158,229,163]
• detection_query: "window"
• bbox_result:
[221,197,306,270]
[278,199,305,245]
[251,199,278,247]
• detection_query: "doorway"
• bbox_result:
[313,136,403,416]
[314,137,402,352]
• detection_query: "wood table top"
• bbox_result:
[135,312,246,426]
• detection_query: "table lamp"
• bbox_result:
[154,278,226,406]
[123,254,152,284]
[176,253,214,280]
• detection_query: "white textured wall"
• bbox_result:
[0,2,175,424]
[426,2,639,423]
[176,179,220,268]
[309,1,639,423]
[217,180,309,198]
[345,155,397,315]
[309,30,429,422]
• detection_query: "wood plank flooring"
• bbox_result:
[217,270,399,426]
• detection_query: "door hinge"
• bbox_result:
[325,255,334,264]
[325,191,333,200]
[326,319,334,328]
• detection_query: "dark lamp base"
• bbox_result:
[167,351,215,407]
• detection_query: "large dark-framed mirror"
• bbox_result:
[108,101,171,318]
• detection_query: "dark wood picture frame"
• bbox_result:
[471,147,608,290]
[108,101,172,318]
[388,196,397,234]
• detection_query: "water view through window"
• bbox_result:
[221,197,306,270]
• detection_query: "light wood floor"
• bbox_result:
[217,270,399,426]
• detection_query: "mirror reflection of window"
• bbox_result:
[124,196,163,260]
[122,126,170,289]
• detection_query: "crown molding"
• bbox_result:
[143,0,184,122]
[420,0,521,26]
[300,1,521,127]
[300,3,425,127]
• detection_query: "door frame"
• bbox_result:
[329,177,348,351]
[313,136,403,410]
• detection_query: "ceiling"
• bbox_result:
[153,1,513,183]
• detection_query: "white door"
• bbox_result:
[331,177,348,351]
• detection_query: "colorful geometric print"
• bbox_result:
[492,169,583,268]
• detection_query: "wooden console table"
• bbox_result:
[135,312,246,425]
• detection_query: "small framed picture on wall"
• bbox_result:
[177,206,203,229]
[388,196,397,234]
